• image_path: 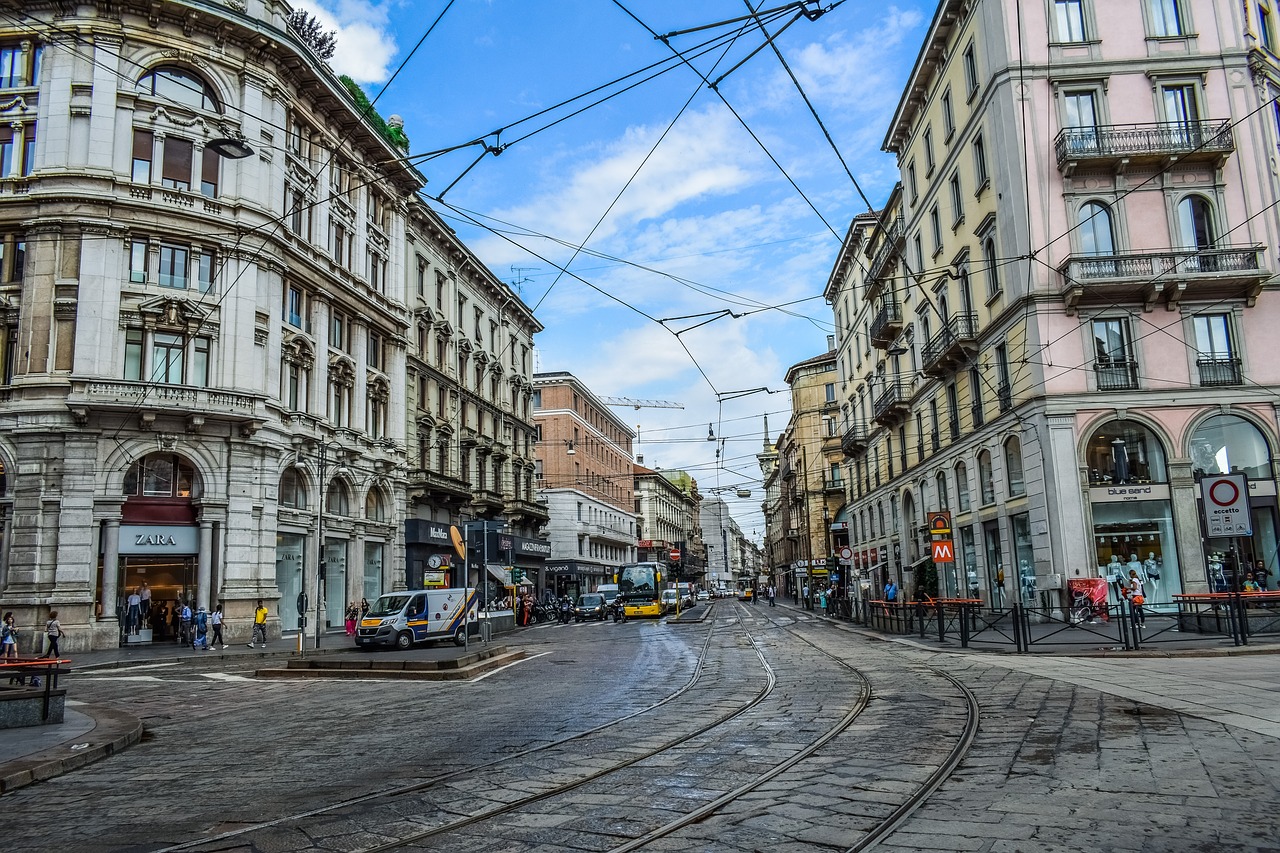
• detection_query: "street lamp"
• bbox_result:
[299,440,348,655]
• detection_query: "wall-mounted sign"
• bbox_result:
[1201,473,1252,537]
[119,525,199,555]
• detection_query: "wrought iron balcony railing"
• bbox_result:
[1094,359,1140,391]
[1053,119,1234,169]
[1196,357,1242,387]
[1059,245,1266,313]
[921,313,980,374]
[870,302,904,348]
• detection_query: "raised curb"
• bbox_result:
[0,704,142,795]
[254,649,526,681]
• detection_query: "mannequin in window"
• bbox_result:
[1111,438,1130,484]
[1143,552,1161,582]
[1127,553,1145,583]
[1102,554,1123,579]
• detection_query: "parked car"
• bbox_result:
[696,590,710,602]
[574,593,608,622]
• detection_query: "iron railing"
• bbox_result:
[1053,119,1233,167]
[1094,359,1140,391]
[1196,357,1242,387]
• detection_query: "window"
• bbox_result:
[125,329,210,386]
[923,127,935,174]
[1261,0,1277,52]
[913,233,924,272]
[367,329,384,371]
[330,159,353,197]
[825,382,835,403]
[978,450,995,504]
[983,238,1000,299]
[1054,0,1087,42]
[1062,90,1100,154]
[949,174,963,226]
[129,239,148,283]
[1193,314,1241,386]
[287,116,314,164]
[956,462,971,512]
[286,187,310,238]
[941,89,955,139]
[0,43,41,89]
[1092,317,1138,390]
[930,205,942,252]
[197,249,215,293]
[0,123,33,178]
[284,359,308,410]
[1005,437,1025,496]
[157,243,189,288]
[937,472,949,510]
[1161,83,1201,132]
[969,367,984,427]
[1149,0,1184,36]
[329,378,350,426]
[973,135,988,188]
[280,469,307,509]
[325,481,350,516]
[417,257,426,297]
[330,311,348,351]
[367,251,387,293]
[285,285,305,328]
[132,130,153,183]
[1189,414,1272,481]
[907,161,918,204]
[1086,420,1169,485]
[1078,201,1115,256]
[1177,195,1215,252]
[200,147,219,198]
[946,382,960,439]
[330,220,352,267]
[137,66,221,112]
[995,344,1012,409]
[963,44,978,96]
[160,137,193,191]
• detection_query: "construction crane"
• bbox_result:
[599,396,685,410]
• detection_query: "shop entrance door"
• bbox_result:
[122,556,195,641]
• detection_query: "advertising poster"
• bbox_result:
[1068,577,1109,622]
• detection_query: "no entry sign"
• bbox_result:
[1200,472,1252,537]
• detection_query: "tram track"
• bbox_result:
[162,602,980,853]
[158,615,772,853]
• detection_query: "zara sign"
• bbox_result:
[119,525,200,555]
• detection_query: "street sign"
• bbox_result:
[838,546,853,562]
[1201,473,1252,537]
[670,549,681,561]
[296,593,308,616]
[932,540,955,563]
[927,511,952,536]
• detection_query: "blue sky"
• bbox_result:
[297,0,932,535]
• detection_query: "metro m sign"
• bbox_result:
[932,539,955,564]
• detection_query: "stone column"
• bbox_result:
[101,519,120,622]
[197,518,213,612]
[0,506,11,594]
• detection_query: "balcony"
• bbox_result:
[841,423,870,456]
[407,469,473,506]
[1054,119,1234,175]
[822,477,845,494]
[872,381,910,426]
[970,402,984,429]
[1094,359,1140,391]
[1197,357,1243,387]
[865,216,905,299]
[921,313,979,376]
[869,302,904,348]
[1059,245,1267,314]
[505,497,550,524]
[470,488,506,513]
[997,383,1012,412]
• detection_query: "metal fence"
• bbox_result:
[854,593,1280,652]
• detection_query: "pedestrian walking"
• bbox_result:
[883,579,898,602]
[210,604,227,649]
[360,597,370,616]
[178,600,193,645]
[344,603,358,636]
[1125,569,1146,628]
[45,610,65,658]
[768,584,776,606]
[1,612,17,660]
[248,599,269,648]
[802,583,810,610]
[193,606,210,651]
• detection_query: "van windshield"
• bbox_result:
[367,595,411,617]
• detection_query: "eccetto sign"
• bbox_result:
[1200,472,1252,537]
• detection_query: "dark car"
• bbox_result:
[574,593,608,622]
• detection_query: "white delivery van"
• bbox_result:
[355,588,479,650]
[596,583,620,606]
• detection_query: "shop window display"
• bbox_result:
[1085,421,1167,485]
[1189,414,1270,480]
[1091,502,1178,606]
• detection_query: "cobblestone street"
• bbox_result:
[1,605,1277,852]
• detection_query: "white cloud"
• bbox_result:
[291,0,399,85]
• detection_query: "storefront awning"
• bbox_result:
[485,564,510,584]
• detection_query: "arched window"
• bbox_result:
[1005,436,1025,496]
[1177,195,1216,251]
[136,66,221,112]
[1190,414,1272,481]
[955,462,971,512]
[123,453,197,498]
[325,480,351,516]
[1084,420,1169,485]
[279,468,307,509]
[365,488,386,522]
[936,472,950,510]
[977,450,995,505]
[1078,202,1115,256]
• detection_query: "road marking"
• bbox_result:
[83,662,181,675]
[200,672,256,682]
[469,651,552,683]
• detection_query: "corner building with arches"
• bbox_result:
[0,1,542,650]
[825,1,1280,607]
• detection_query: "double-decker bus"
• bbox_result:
[615,562,664,618]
